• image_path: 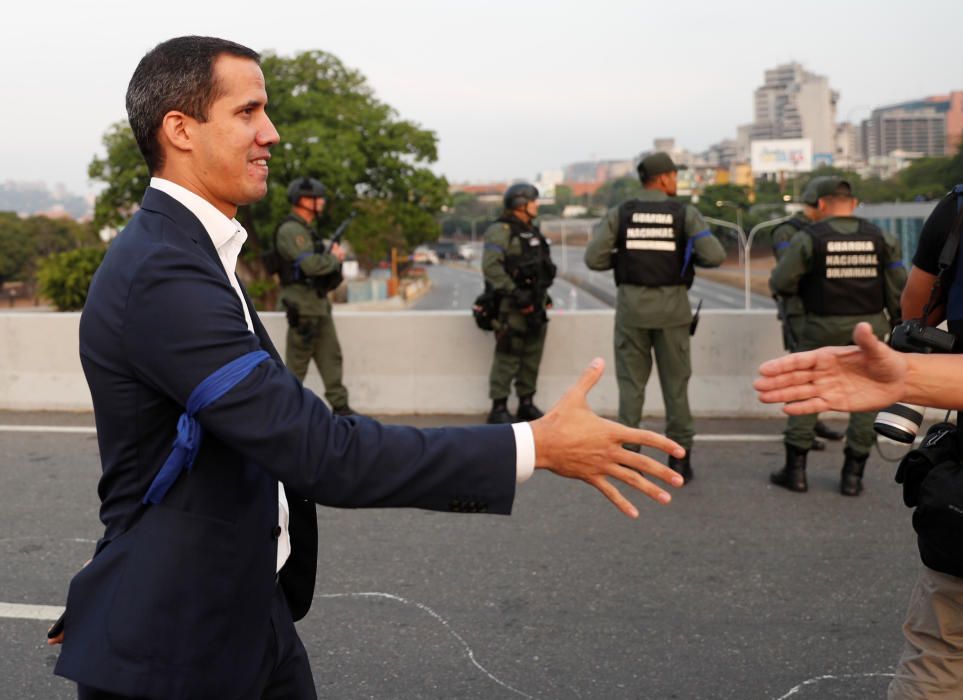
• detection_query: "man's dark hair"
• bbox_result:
[126,36,260,173]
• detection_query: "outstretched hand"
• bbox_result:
[754,322,908,414]
[529,358,686,518]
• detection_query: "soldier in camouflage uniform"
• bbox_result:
[585,152,725,483]
[276,177,354,416]
[771,177,845,449]
[769,177,906,495]
[482,183,556,424]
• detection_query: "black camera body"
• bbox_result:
[874,320,958,443]
[890,320,957,354]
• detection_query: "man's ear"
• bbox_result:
[159,111,194,156]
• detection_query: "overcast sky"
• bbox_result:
[2,0,960,194]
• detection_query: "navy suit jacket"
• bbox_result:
[55,188,517,699]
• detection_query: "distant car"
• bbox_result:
[430,241,462,261]
[457,243,476,261]
[413,246,439,265]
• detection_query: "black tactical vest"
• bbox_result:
[800,219,886,316]
[613,199,692,288]
[500,216,556,291]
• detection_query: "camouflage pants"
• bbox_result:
[614,322,694,450]
[285,314,349,410]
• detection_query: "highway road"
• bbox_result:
[408,244,773,312]
[1,412,919,699]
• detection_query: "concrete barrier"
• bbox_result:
[0,310,788,416]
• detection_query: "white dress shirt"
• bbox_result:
[149,178,536,572]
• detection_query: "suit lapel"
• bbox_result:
[140,187,224,272]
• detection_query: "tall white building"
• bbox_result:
[751,62,839,158]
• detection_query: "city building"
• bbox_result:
[861,92,963,159]
[562,159,635,183]
[834,122,863,169]
[751,62,839,160]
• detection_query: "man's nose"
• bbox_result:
[259,115,280,147]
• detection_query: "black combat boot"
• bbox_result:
[815,421,844,441]
[487,398,514,424]
[669,448,693,484]
[770,445,808,492]
[810,438,826,451]
[840,448,868,497]
[516,394,544,421]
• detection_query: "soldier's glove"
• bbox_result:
[511,287,535,314]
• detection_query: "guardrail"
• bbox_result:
[0,310,787,417]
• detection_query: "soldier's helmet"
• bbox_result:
[287,177,327,204]
[503,183,539,210]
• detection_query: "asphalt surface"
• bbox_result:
[0,412,921,699]
[408,247,773,313]
[410,263,610,312]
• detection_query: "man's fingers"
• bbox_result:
[607,463,674,503]
[853,322,886,357]
[754,368,823,394]
[783,398,831,415]
[565,358,605,402]
[758,351,817,377]
[590,476,640,518]
[616,449,684,488]
[615,426,685,459]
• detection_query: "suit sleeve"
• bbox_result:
[123,246,516,514]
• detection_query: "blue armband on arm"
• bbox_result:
[144,350,271,505]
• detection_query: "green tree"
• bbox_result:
[88,122,151,230]
[36,247,107,310]
[0,213,33,283]
[0,213,98,284]
[87,49,449,283]
[591,176,641,210]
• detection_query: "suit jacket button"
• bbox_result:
[272,526,282,539]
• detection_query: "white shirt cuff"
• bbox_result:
[511,422,536,484]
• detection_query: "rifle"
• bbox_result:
[689,299,703,336]
[310,212,357,294]
[325,212,357,254]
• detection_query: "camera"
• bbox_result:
[873,320,957,443]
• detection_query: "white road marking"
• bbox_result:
[773,672,895,699]
[0,425,95,434]
[694,434,782,442]
[0,603,64,621]
[317,591,540,699]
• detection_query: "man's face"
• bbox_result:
[662,171,678,197]
[525,199,538,219]
[298,196,325,216]
[190,55,279,216]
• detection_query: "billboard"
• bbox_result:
[750,139,813,174]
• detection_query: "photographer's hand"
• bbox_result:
[755,322,908,414]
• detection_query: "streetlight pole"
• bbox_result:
[704,216,749,308]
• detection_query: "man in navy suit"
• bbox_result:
[52,36,685,699]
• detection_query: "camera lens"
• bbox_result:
[873,403,926,443]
